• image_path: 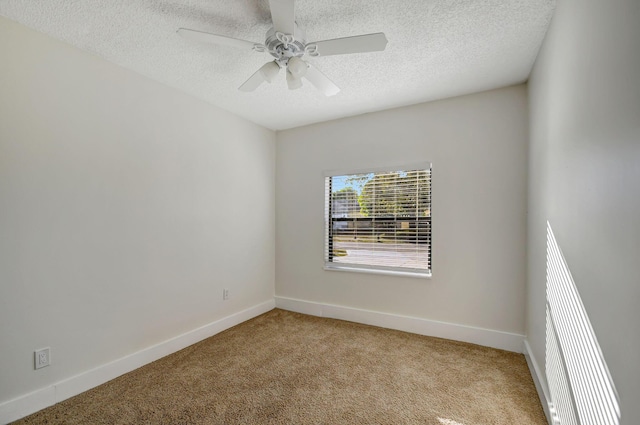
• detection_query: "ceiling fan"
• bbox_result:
[177,0,388,96]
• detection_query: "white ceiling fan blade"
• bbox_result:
[238,62,281,92]
[268,0,295,35]
[304,64,340,97]
[177,28,262,50]
[308,33,388,56]
[238,69,266,92]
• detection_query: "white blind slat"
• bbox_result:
[545,222,620,425]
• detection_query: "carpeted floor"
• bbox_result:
[14,309,547,424]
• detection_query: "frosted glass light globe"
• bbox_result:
[287,57,308,79]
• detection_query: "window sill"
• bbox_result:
[324,265,431,279]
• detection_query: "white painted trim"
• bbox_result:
[0,387,55,425]
[523,339,552,425]
[275,296,524,353]
[324,264,431,279]
[323,162,432,177]
[0,300,275,425]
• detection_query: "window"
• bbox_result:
[324,164,432,277]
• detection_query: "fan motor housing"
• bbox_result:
[265,26,306,61]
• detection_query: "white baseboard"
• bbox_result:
[523,339,552,425]
[0,387,55,425]
[275,296,525,353]
[0,300,275,424]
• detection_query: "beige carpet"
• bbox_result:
[14,309,546,424]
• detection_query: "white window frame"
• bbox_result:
[324,163,432,278]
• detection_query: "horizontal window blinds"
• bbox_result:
[324,167,431,275]
[545,221,620,425]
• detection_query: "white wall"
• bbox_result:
[276,85,529,336]
[527,0,640,422]
[0,17,275,406]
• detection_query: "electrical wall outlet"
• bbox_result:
[34,347,51,370]
[223,288,229,301]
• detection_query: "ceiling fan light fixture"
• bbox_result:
[178,0,388,95]
[286,70,303,90]
[259,61,281,83]
[287,56,308,79]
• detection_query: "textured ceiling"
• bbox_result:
[0,0,555,130]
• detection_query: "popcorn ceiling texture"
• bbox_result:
[0,0,555,130]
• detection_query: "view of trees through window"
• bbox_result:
[325,167,431,274]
